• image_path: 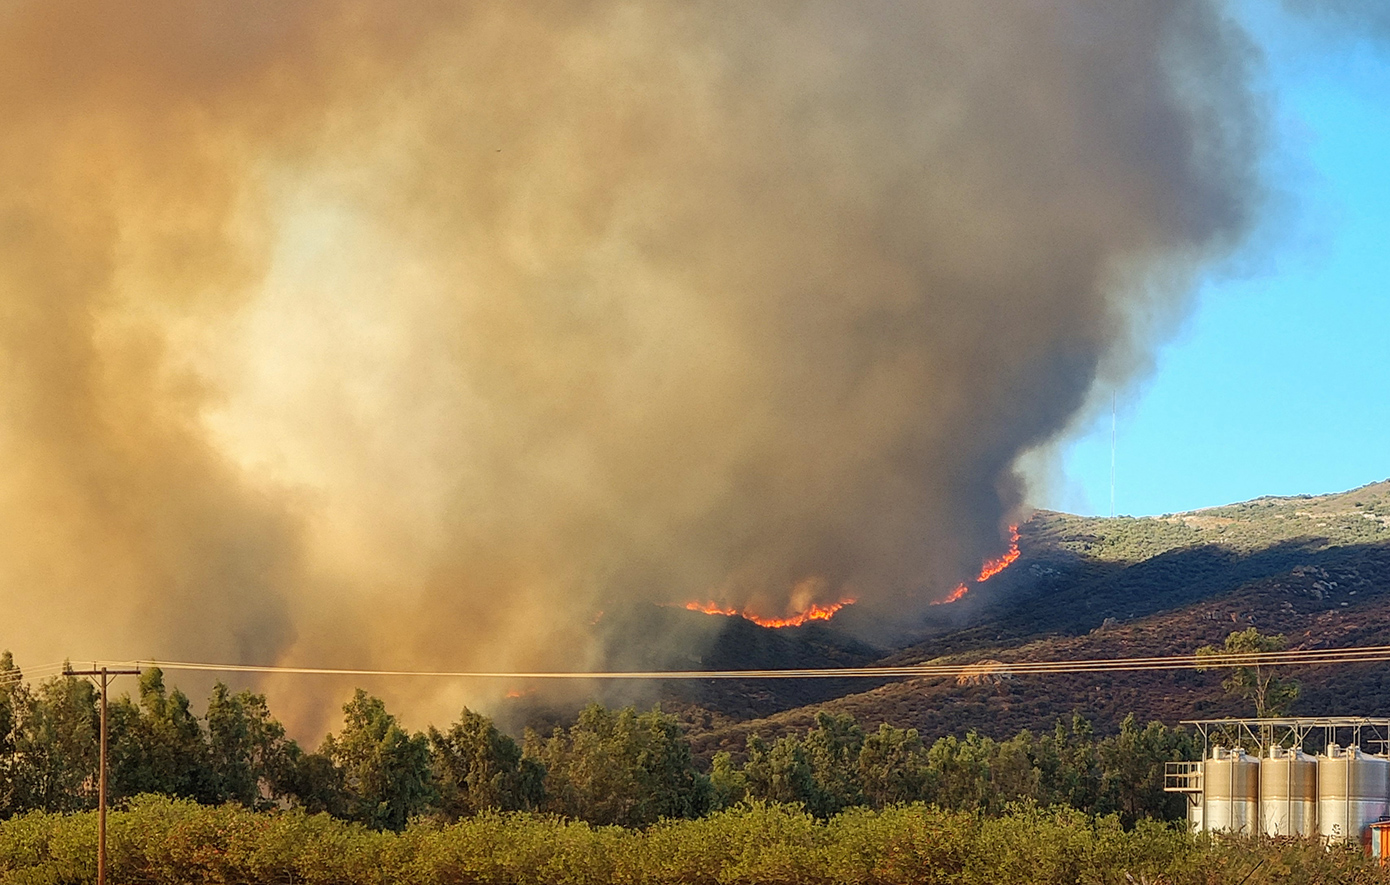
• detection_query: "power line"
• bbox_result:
[6,644,1390,688]
[39,643,1390,682]
[0,662,73,686]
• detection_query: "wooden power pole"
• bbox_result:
[64,664,141,885]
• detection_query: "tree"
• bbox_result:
[321,690,434,831]
[857,723,929,808]
[804,712,864,815]
[1032,714,1101,812]
[205,682,296,807]
[278,744,346,817]
[1096,714,1196,825]
[1196,628,1300,717]
[530,704,708,826]
[428,708,542,818]
[708,750,746,810]
[990,731,1042,806]
[924,731,1005,813]
[108,668,216,803]
[12,671,100,812]
[0,652,21,816]
[743,733,823,810]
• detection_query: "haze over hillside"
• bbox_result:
[639,479,1390,759]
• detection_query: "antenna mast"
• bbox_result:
[1109,392,1116,519]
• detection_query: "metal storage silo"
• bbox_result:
[1318,744,1390,845]
[1204,747,1259,834]
[1261,746,1317,837]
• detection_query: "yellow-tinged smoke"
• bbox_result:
[0,1,1269,729]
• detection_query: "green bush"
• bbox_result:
[4,796,1390,885]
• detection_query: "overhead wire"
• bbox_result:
[0,662,70,686]
[43,643,1390,682]
[3,644,1390,688]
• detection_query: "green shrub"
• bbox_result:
[5,796,1390,885]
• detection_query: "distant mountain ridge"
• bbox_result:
[664,479,1390,760]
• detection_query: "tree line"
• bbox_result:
[0,652,1196,831]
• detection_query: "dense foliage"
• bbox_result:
[714,712,1195,826]
[1,655,1196,832]
[3,796,1387,885]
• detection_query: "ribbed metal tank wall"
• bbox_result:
[1187,797,1204,834]
[1204,747,1260,834]
[1261,746,1318,837]
[1318,745,1390,845]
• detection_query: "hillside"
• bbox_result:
[670,479,1390,760]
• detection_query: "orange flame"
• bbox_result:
[683,598,855,628]
[684,601,742,618]
[974,524,1021,582]
[937,582,971,605]
[932,524,1020,605]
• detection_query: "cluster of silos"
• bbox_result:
[1192,744,1390,843]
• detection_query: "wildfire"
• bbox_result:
[937,582,971,605]
[683,598,855,628]
[932,524,1021,605]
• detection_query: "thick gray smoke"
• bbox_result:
[0,1,1270,729]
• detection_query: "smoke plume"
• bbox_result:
[0,1,1269,728]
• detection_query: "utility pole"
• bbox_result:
[64,664,141,885]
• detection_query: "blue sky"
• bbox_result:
[1051,4,1390,518]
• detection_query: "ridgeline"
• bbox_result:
[668,480,1390,759]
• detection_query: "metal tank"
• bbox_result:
[1261,746,1318,837]
[1318,744,1390,845]
[1204,747,1260,834]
